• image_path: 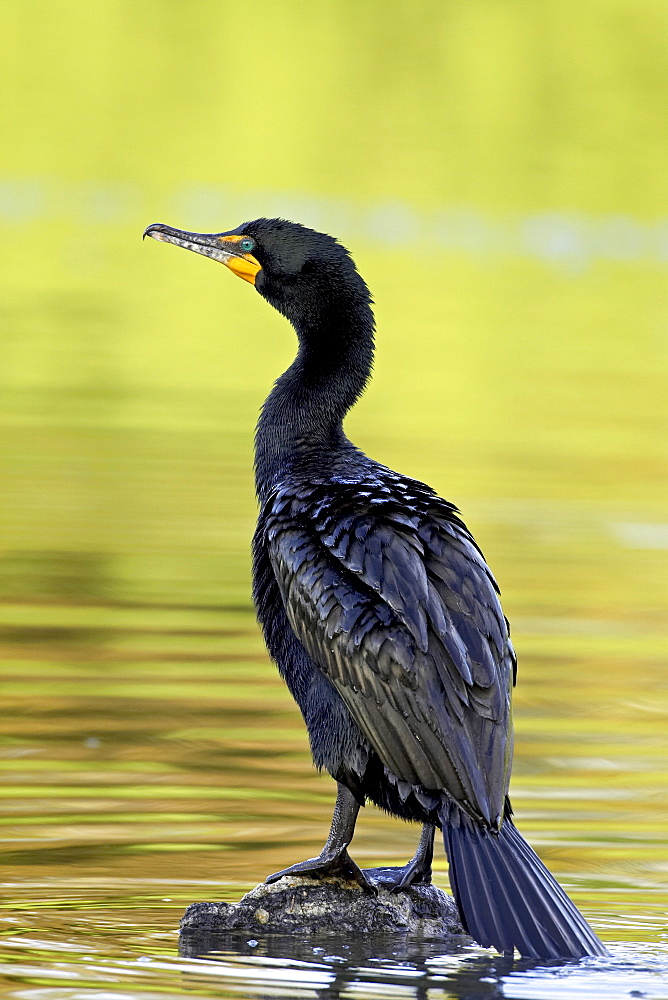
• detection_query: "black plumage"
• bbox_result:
[144,217,607,960]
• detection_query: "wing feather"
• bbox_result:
[263,476,516,826]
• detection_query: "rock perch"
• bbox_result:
[179,870,465,942]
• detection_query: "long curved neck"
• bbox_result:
[254,304,374,501]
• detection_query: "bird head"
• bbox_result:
[143,218,372,330]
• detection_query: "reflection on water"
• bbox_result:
[1,884,668,1000]
[2,0,668,996]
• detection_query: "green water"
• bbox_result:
[1,2,668,997]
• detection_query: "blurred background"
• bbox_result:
[1,0,667,992]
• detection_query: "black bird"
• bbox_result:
[144,218,607,960]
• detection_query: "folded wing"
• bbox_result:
[263,475,516,828]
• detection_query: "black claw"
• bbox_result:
[264,870,287,885]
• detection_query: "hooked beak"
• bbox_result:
[143,223,261,285]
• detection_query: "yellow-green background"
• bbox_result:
[1,2,667,997]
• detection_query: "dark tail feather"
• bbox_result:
[442,808,607,960]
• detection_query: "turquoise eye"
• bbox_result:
[239,237,255,253]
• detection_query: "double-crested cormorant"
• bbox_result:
[144,218,606,960]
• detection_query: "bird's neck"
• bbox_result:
[254,308,374,500]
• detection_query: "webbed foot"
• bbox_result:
[266,848,376,894]
[361,859,432,892]
[370,822,435,892]
[390,856,433,891]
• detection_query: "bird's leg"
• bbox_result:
[265,782,375,893]
[390,822,435,891]
[364,823,435,891]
